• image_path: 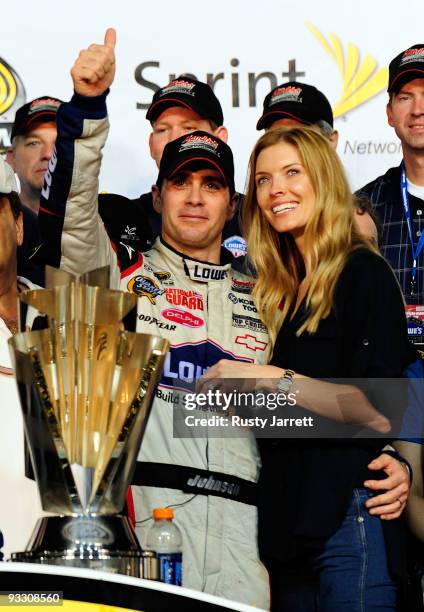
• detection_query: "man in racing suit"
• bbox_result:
[37,29,413,606]
[38,29,270,609]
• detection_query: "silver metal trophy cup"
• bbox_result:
[8,267,168,576]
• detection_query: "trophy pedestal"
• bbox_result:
[11,515,142,577]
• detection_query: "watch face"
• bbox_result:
[277,369,295,394]
[277,378,291,394]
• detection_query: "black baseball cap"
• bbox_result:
[256,81,334,130]
[11,96,62,140]
[146,77,224,126]
[156,130,235,195]
[388,45,424,92]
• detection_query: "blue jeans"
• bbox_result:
[270,489,397,611]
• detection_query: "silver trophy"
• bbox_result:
[8,267,168,576]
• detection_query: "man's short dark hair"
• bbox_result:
[0,191,22,219]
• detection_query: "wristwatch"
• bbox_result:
[277,368,295,393]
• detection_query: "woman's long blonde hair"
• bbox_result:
[243,126,377,346]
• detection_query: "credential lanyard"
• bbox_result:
[400,161,424,294]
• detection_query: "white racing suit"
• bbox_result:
[38,92,270,609]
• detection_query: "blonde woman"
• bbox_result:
[201,127,415,611]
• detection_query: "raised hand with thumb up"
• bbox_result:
[70,28,116,97]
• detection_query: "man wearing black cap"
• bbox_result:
[7,97,61,214]
[256,80,339,148]
[38,29,270,608]
[146,77,227,164]
[256,81,382,242]
[358,46,424,351]
[7,96,151,283]
[139,77,227,236]
[134,77,247,269]
[6,97,61,285]
[357,48,424,608]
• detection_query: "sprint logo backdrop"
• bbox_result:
[1,0,423,194]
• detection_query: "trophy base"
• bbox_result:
[11,515,142,577]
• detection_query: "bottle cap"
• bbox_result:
[153,507,174,520]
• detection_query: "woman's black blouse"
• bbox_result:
[258,248,414,564]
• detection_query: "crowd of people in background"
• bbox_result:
[0,28,423,612]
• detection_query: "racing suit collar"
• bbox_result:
[158,236,232,282]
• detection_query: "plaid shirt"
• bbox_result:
[357,165,423,346]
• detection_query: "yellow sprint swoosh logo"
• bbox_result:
[306,22,388,118]
[0,58,17,115]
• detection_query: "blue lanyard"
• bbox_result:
[400,161,424,295]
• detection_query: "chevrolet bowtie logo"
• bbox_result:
[235,334,267,352]
[307,22,388,118]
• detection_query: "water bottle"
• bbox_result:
[146,508,182,586]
